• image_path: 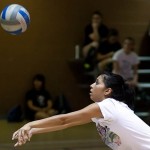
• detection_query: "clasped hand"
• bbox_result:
[12,124,32,147]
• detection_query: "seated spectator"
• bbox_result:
[97,28,121,72]
[25,74,57,120]
[113,37,139,87]
[82,11,109,71]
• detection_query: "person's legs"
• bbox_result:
[34,111,49,120]
[47,109,58,116]
[83,47,98,72]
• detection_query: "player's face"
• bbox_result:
[90,76,108,102]
[33,80,43,89]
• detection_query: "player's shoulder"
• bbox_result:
[97,98,117,106]
[97,98,130,113]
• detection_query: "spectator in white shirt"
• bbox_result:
[113,37,139,86]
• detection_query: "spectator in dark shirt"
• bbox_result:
[97,29,121,72]
[82,11,109,58]
[25,74,57,120]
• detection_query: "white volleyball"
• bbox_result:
[0,4,30,35]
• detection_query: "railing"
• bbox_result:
[137,56,150,121]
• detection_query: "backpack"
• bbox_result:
[7,105,23,122]
[53,94,71,114]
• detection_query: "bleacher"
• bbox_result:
[69,56,150,125]
[135,57,150,124]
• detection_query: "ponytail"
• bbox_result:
[122,83,135,110]
[102,72,135,110]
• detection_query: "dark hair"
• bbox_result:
[92,11,102,17]
[101,72,135,110]
[108,28,119,37]
[124,37,135,44]
[33,74,45,88]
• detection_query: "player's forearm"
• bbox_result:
[27,114,65,129]
[27,110,91,129]
[31,119,90,135]
[31,125,67,135]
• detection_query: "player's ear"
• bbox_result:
[104,88,112,96]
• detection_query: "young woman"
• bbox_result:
[25,74,57,120]
[82,11,109,58]
[12,72,150,149]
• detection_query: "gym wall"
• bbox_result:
[0,0,149,115]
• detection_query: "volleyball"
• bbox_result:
[0,4,30,35]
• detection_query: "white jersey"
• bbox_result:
[92,98,150,150]
[112,49,139,80]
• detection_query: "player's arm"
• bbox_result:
[12,103,103,146]
[31,103,102,128]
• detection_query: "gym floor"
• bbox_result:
[0,120,110,150]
